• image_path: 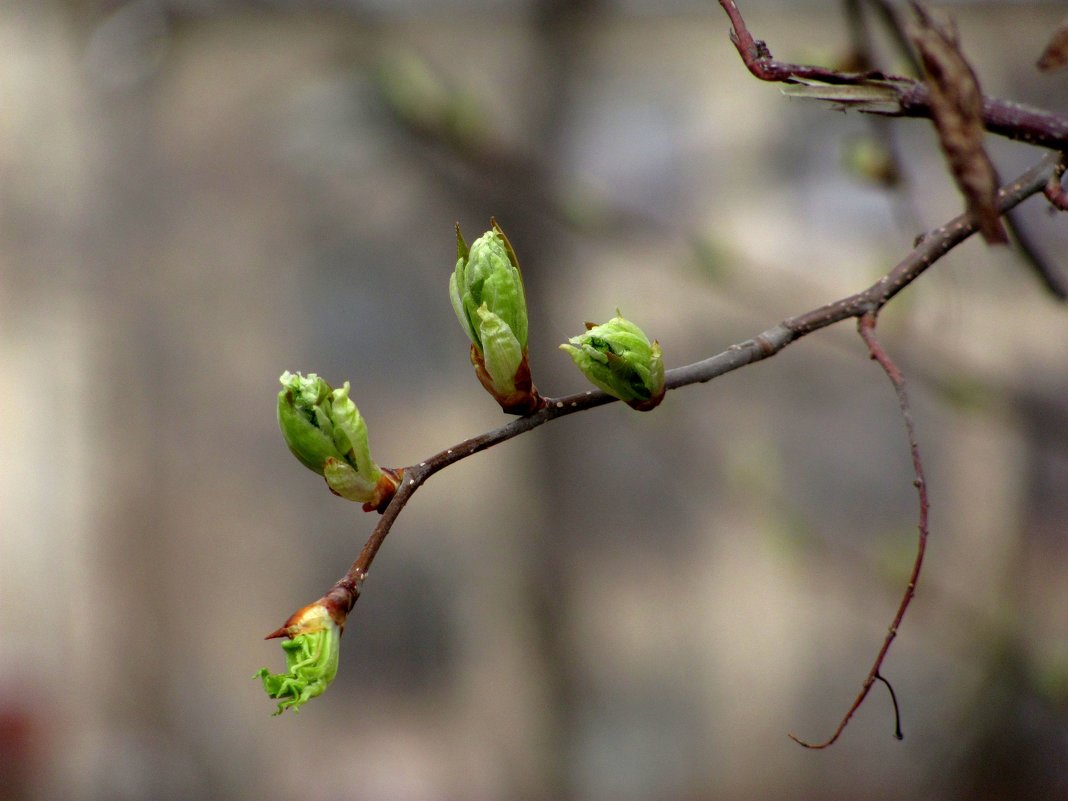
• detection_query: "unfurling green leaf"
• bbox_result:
[561,312,665,411]
[277,371,399,510]
[257,603,341,715]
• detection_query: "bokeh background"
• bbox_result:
[2,1,1067,799]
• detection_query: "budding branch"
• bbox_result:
[279,0,1068,746]
[787,312,930,749]
[320,150,1064,743]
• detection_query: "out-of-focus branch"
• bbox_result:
[1004,210,1068,300]
[717,0,1068,150]
[721,0,1063,299]
[844,0,1067,297]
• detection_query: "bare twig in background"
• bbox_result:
[717,0,1068,150]
[721,0,1063,299]
[1004,210,1068,300]
[709,0,1068,745]
[848,0,1066,297]
[788,311,930,749]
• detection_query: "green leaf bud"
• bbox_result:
[560,312,666,411]
[450,220,541,414]
[475,304,524,397]
[257,602,341,715]
[277,371,400,510]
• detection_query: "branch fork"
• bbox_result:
[262,0,1068,740]
[278,151,1063,736]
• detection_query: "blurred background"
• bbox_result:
[2,1,1067,799]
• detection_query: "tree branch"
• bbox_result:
[788,311,929,749]
[717,0,1068,150]
[843,0,1067,297]
[314,151,1062,650]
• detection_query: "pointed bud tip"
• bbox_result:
[455,222,468,259]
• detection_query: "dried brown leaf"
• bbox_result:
[1037,19,1068,73]
[908,2,1007,244]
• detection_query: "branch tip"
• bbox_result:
[789,314,928,749]
[875,673,904,741]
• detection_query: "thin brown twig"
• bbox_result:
[307,152,1061,636]
[788,312,929,749]
[716,0,1068,150]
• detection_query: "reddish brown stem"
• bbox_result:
[838,0,1066,299]
[270,153,1061,740]
[308,153,1058,617]
[717,0,1068,149]
[788,313,929,749]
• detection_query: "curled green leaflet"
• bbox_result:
[560,312,665,411]
[277,371,400,511]
[257,603,341,715]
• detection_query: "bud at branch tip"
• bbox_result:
[256,601,343,715]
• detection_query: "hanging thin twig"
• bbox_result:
[788,312,929,748]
